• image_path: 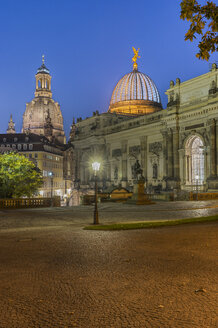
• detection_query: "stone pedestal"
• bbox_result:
[207,177,218,191]
[131,178,154,205]
[121,180,127,188]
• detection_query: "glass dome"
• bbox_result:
[108,69,162,116]
[110,71,161,105]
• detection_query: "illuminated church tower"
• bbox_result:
[22,56,66,144]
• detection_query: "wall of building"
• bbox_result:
[0,133,74,198]
[71,65,218,194]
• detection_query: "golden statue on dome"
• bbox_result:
[132,47,140,70]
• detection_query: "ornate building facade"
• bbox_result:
[1,53,217,201]
[69,56,218,196]
[22,57,66,144]
[1,58,73,198]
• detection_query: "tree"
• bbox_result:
[180,0,218,60]
[0,152,43,198]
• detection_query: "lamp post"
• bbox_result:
[48,171,54,207]
[92,161,101,225]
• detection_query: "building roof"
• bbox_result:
[36,63,50,75]
[0,133,65,154]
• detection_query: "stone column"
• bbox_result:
[216,120,218,177]
[184,154,188,185]
[121,140,128,185]
[209,119,216,177]
[41,78,45,89]
[203,147,207,185]
[106,144,111,182]
[167,129,173,178]
[80,165,84,184]
[140,136,147,180]
[172,127,180,179]
[161,131,168,178]
[178,149,184,185]
[75,150,80,182]
[186,155,190,184]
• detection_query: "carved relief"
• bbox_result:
[129,145,140,157]
[112,149,121,157]
[149,142,162,156]
[150,155,159,166]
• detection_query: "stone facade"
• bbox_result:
[1,59,73,199]
[22,60,66,144]
[0,133,74,198]
[1,59,217,202]
[70,64,218,194]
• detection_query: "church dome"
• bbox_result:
[109,48,162,116]
[22,57,66,144]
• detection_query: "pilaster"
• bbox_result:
[106,144,111,182]
[216,120,218,177]
[178,149,185,185]
[206,119,218,189]
[140,136,147,179]
[172,126,180,179]
[208,119,216,177]
[121,140,128,183]
[167,129,173,178]
[161,130,168,178]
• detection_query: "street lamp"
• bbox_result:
[48,171,54,207]
[92,161,101,224]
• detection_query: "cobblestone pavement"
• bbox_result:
[0,200,218,232]
[0,202,218,327]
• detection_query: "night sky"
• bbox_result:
[0,0,216,138]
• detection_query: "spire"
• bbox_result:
[36,54,50,75]
[7,114,16,134]
[132,47,140,71]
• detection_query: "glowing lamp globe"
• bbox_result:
[92,162,101,173]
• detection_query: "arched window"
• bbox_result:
[185,136,204,185]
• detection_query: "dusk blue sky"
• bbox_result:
[0,0,217,138]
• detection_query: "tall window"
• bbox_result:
[186,136,204,185]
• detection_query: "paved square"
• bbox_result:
[0,202,218,327]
